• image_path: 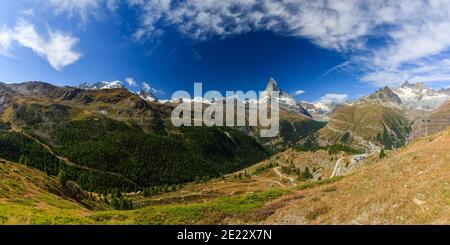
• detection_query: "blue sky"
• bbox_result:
[1,0,450,102]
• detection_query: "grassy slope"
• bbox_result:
[0,158,291,224]
[428,100,450,135]
[2,127,449,224]
[264,127,450,224]
[0,160,92,224]
[0,148,343,224]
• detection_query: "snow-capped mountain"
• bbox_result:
[136,89,157,102]
[299,101,340,121]
[79,81,125,90]
[392,81,450,111]
[260,78,311,117]
[438,87,450,96]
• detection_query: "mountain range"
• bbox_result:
[0,77,449,224]
[317,87,411,151]
[2,78,448,153]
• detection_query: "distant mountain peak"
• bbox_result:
[362,86,402,105]
[261,77,311,117]
[137,89,157,102]
[265,77,279,92]
[438,87,450,95]
[400,80,413,88]
[263,77,291,98]
[400,80,429,90]
[392,81,449,111]
[79,81,125,90]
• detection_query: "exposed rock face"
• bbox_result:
[261,78,311,117]
[136,89,157,102]
[265,77,280,92]
[438,87,450,95]
[0,82,14,111]
[318,87,411,151]
[361,86,402,106]
[7,81,67,98]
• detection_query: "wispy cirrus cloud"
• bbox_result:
[142,82,164,94]
[45,0,101,23]
[106,0,120,13]
[126,0,450,87]
[125,77,137,87]
[0,20,82,70]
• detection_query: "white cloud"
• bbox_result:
[46,0,101,23]
[106,0,119,13]
[0,20,81,70]
[142,82,164,94]
[22,9,35,17]
[44,31,82,70]
[293,90,305,96]
[318,93,348,104]
[127,0,374,50]
[0,25,13,57]
[127,0,450,86]
[125,77,137,87]
[142,82,151,91]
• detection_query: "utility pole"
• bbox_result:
[422,117,430,137]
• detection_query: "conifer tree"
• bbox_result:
[379,148,385,159]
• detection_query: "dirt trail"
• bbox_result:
[252,175,286,187]
[273,166,297,185]
[330,154,368,178]
[330,158,343,178]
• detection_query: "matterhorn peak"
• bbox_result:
[260,77,312,118]
[265,78,280,92]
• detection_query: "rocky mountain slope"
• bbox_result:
[3,125,448,224]
[299,101,340,121]
[253,78,325,150]
[0,81,271,192]
[263,127,450,224]
[0,79,449,225]
[299,81,449,123]
[261,78,311,116]
[0,79,326,192]
[317,87,411,151]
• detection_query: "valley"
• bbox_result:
[0,79,449,224]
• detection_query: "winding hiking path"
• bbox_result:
[330,154,368,178]
[252,175,286,187]
[330,158,343,178]
[273,166,297,185]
